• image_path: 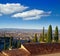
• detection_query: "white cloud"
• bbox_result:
[0,3,51,20]
[0,14,2,16]
[0,3,28,14]
[12,9,51,20]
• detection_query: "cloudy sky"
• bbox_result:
[0,0,60,29]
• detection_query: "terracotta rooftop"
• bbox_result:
[1,43,60,56]
[0,53,5,56]
[2,48,30,56]
[23,43,60,55]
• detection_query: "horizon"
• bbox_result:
[0,28,60,31]
[0,0,60,29]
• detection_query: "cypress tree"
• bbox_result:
[4,37,6,50]
[54,26,59,42]
[9,36,13,49]
[17,39,21,48]
[42,27,44,41]
[47,25,52,43]
[39,34,43,42]
[44,33,47,42]
[4,33,6,50]
[34,33,38,42]
[14,41,17,48]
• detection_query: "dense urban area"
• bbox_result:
[0,25,60,51]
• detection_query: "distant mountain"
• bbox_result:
[0,28,44,33]
[0,28,60,33]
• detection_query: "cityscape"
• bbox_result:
[0,0,60,56]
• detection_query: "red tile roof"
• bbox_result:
[23,43,60,55]
[0,53,5,56]
[2,48,30,56]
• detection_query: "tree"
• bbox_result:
[47,25,52,43]
[4,37,6,50]
[42,27,44,41]
[44,33,47,42]
[4,33,6,50]
[9,36,13,49]
[54,26,59,42]
[39,34,43,42]
[14,40,17,48]
[17,38,21,48]
[34,33,38,42]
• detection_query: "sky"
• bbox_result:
[0,0,60,29]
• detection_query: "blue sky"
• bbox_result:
[0,0,60,29]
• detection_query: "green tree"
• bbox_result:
[9,36,13,49]
[47,25,52,43]
[17,39,21,48]
[39,34,43,42]
[42,27,44,41]
[34,33,38,42]
[4,33,6,50]
[4,37,6,50]
[44,33,47,42]
[54,26,59,42]
[14,41,17,48]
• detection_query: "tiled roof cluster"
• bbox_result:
[23,43,60,55]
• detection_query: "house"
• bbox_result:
[2,48,30,56]
[0,52,5,56]
[21,43,60,56]
[1,43,60,56]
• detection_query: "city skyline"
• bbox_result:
[0,0,60,29]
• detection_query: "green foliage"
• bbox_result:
[42,27,44,41]
[39,34,43,42]
[44,33,47,42]
[9,36,13,48]
[17,39,21,48]
[54,26,59,42]
[14,41,17,48]
[33,33,38,42]
[4,37,6,50]
[47,25,52,43]
[4,33,6,50]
